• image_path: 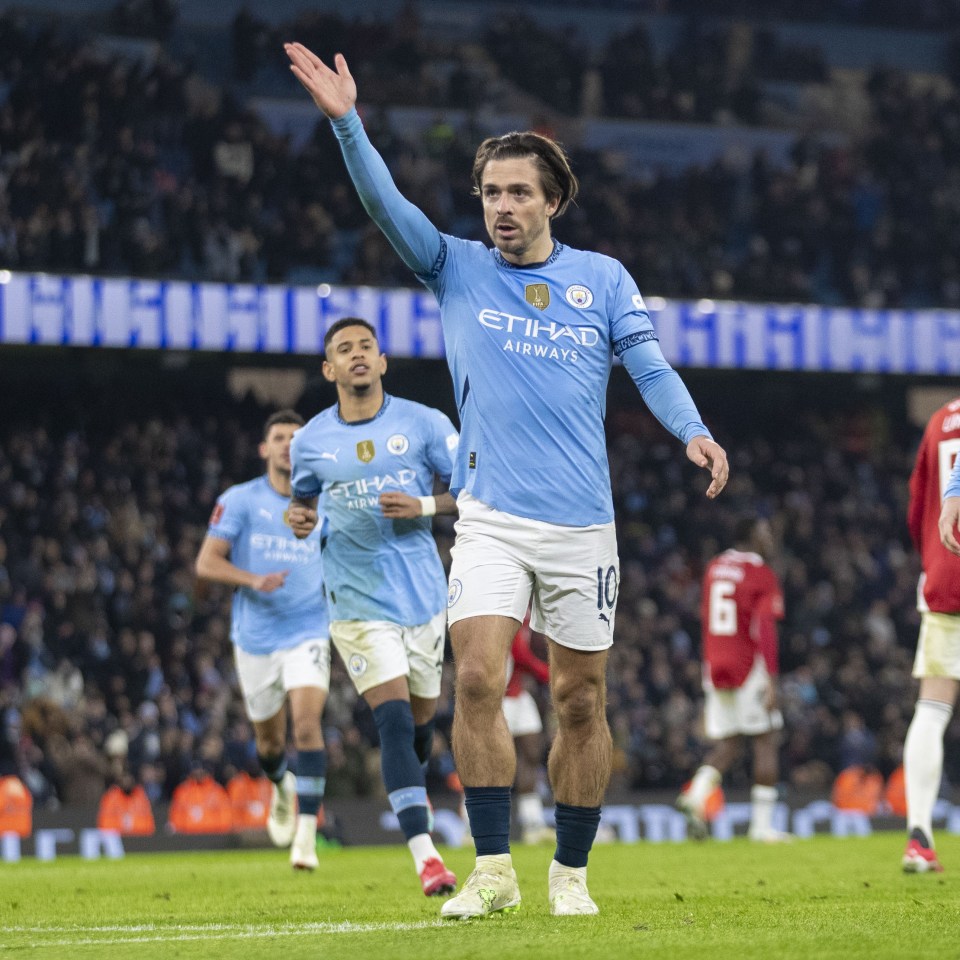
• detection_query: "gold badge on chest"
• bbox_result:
[356,440,375,463]
[525,283,550,311]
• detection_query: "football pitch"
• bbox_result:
[1,835,956,959]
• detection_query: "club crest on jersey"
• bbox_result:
[387,434,409,455]
[282,509,290,527]
[348,653,367,677]
[565,284,594,309]
[356,440,375,463]
[525,283,550,311]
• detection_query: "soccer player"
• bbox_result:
[287,316,460,897]
[504,618,554,844]
[284,43,728,918]
[195,410,329,870]
[901,398,960,872]
[676,517,790,843]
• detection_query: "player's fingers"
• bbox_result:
[292,42,325,72]
[335,52,353,79]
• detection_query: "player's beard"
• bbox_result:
[490,217,549,261]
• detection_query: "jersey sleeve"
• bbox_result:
[608,263,712,445]
[331,109,445,281]
[424,409,459,483]
[290,429,322,500]
[207,487,244,544]
[752,567,783,676]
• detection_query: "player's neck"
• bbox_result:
[337,383,385,423]
[499,233,556,266]
[265,468,291,498]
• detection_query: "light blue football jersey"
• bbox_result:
[331,109,710,526]
[207,475,328,655]
[290,394,458,625]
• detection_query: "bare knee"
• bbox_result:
[456,660,504,712]
[553,675,604,731]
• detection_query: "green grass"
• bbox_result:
[1,835,957,959]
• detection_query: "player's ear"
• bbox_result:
[258,440,268,460]
[379,354,388,375]
[321,358,337,383]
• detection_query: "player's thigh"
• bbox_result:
[914,611,960,682]
[531,520,619,652]
[330,620,409,696]
[504,691,543,737]
[448,492,535,626]
[404,609,446,700]
[234,646,285,723]
[734,659,783,736]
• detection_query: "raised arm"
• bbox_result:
[285,44,442,277]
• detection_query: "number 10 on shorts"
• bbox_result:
[597,565,618,611]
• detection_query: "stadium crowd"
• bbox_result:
[1,379,957,811]
[1,10,960,307]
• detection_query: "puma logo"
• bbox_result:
[598,613,611,629]
[319,449,339,462]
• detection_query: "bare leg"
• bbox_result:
[547,642,610,806]
[450,615,517,786]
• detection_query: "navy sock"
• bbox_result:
[413,720,435,767]
[373,699,430,840]
[464,786,512,856]
[554,802,601,868]
[258,752,287,785]
[295,748,327,817]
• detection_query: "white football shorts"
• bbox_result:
[447,492,619,651]
[702,655,783,740]
[503,690,544,737]
[330,610,447,699]
[234,637,330,723]
[913,611,960,679]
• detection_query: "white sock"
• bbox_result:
[750,784,778,836]
[687,765,722,809]
[408,832,440,873]
[905,699,953,842]
[295,813,317,841]
[517,792,546,830]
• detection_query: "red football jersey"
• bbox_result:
[700,549,784,689]
[908,397,960,613]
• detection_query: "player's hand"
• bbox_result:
[686,436,729,499]
[252,571,288,593]
[939,496,960,556]
[763,682,778,713]
[379,491,423,519]
[287,504,319,539]
[284,43,357,119]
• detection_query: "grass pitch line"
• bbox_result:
[0,920,447,948]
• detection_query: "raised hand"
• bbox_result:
[284,43,356,119]
[686,435,729,499]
